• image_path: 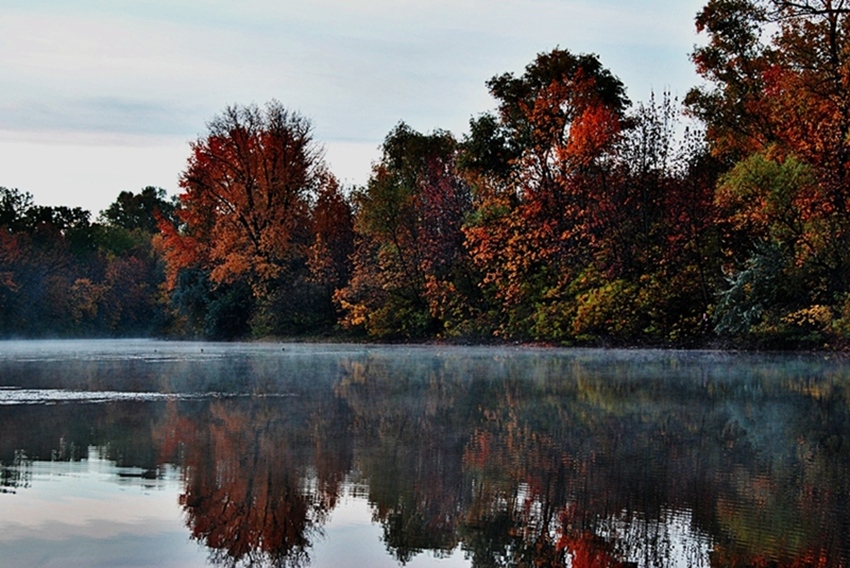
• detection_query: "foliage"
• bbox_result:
[8,16,850,346]
[156,101,353,337]
[99,186,176,232]
[686,0,774,158]
[0,186,168,337]
[460,48,632,339]
[690,1,850,346]
[335,123,479,338]
[160,101,320,287]
[461,58,721,344]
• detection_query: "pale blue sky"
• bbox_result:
[0,0,706,214]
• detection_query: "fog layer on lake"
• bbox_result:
[1,340,848,567]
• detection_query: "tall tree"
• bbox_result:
[157,101,339,337]
[160,101,322,288]
[462,48,630,338]
[686,0,774,158]
[335,123,474,338]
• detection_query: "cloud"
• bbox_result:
[1,1,703,141]
[0,0,705,211]
[0,98,200,137]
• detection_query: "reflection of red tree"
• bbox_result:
[156,400,339,567]
[464,404,644,568]
[558,531,630,568]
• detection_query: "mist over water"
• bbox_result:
[0,340,848,567]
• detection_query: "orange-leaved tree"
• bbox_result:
[157,101,341,337]
[461,48,630,339]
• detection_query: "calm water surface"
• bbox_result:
[0,340,848,567]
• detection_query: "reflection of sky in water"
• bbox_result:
[0,449,206,567]
[0,452,474,567]
[0,388,295,405]
[599,510,712,568]
[314,491,471,568]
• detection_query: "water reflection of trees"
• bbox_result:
[336,357,470,563]
[0,450,30,493]
[155,397,352,568]
[3,350,850,567]
[334,353,850,567]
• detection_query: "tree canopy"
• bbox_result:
[6,11,850,347]
[156,101,351,338]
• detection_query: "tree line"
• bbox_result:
[0,186,173,336]
[4,0,850,347]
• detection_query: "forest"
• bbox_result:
[3,0,850,349]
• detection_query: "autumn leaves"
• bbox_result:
[6,1,850,345]
[156,49,712,342]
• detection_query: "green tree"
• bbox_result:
[99,186,175,233]
[0,187,34,231]
[335,123,473,338]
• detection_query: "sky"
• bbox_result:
[0,0,707,216]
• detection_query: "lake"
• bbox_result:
[0,340,848,567]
